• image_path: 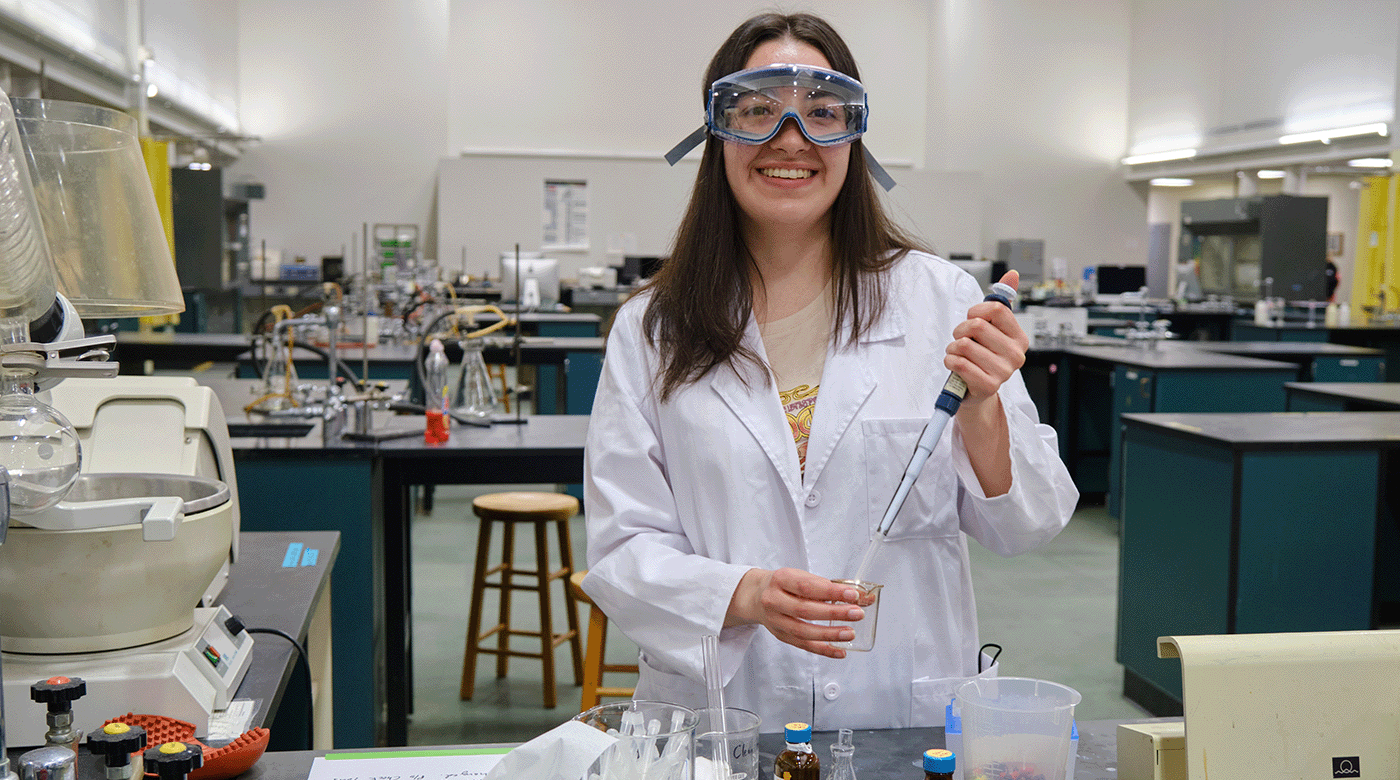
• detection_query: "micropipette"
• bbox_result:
[851,281,1018,584]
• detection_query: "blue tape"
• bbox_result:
[301,548,318,567]
[282,543,304,568]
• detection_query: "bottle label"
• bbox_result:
[945,374,968,400]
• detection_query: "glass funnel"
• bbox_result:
[0,89,57,323]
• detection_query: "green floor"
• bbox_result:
[407,489,1147,746]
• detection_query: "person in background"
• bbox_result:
[582,11,1078,731]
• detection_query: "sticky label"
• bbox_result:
[282,543,304,568]
[301,548,319,567]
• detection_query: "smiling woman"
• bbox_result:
[580,11,1079,733]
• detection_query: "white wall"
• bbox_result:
[227,0,450,265]
[927,0,1145,276]
[1128,0,1398,156]
[227,0,1143,285]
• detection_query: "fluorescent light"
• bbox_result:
[146,82,158,98]
[1122,148,1197,165]
[1150,178,1195,187]
[1256,170,1286,179]
[1278,122,1388,145]
[1347,158,1393,168]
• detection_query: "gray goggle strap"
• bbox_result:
[663,125,897,191]
[665,126,709,166]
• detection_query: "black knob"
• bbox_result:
[88,723,148,766]
[144,742,203,780]
[30,676,85,712]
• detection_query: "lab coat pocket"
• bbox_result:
[909,652,1000,727]
[862,418,958,540]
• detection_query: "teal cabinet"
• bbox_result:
[1117,413,1399,715]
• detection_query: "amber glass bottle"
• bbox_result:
[773,722,820,780]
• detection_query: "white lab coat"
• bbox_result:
[582,251,1078,731]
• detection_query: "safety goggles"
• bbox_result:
[665,63,895,190]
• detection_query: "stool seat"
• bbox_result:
[460,491,584,709]
[568,570,639,712]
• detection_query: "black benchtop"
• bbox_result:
[1122,410,1400,447]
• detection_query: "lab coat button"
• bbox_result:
[823,681,840,700]
[805,490,821,507]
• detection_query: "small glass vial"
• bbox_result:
[773,722,819,780]
[924,748,955,780]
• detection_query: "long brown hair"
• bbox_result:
[641,12,928,402]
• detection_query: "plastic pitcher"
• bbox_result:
[955,677,1081,780]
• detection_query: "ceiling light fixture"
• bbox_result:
[1256,170,1286,179]
[1149,178,1195,187]
[1346,158,1393,168]
[1278,122,1388,145]
[1122,148,1198,165]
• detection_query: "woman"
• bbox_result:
[582,12,1078,731]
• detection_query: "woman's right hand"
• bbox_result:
[724,568,866,659]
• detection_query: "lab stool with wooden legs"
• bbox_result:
[459,491,583,708]
[568,570,639,712]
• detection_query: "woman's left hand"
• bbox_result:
[943,270,1028,404]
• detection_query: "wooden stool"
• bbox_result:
[568,570,639,712]
[460,491,584,708]
[487,364,510,412]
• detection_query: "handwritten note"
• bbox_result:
[307,748,509,780]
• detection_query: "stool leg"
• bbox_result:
[497,521,516,679]
[556,518,584,685]
[580,604,608,712]
[460,514,494,700]
[534,521,558,708]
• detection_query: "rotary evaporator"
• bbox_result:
[0,93,250,751]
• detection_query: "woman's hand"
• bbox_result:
[943,270,1028,404]
[725,568,866,659]
[944,270,1026,496]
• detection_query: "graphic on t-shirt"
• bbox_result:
[779,384,819,472]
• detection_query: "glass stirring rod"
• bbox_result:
[852,281,1018,584]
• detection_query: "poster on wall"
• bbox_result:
[543,179,588,250]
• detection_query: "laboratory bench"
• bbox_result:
[1116,411,1400,716]
[227,718,1163,780]
[1285,381,1400,411]
[1055,344,1299,515]
[201,374,589,747]
[1190,340,1385,382]
[1228,320,1400,380]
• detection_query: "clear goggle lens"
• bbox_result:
[706,65,867,146]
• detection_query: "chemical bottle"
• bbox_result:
[828,727,857,780]
[773,722,819,780]
[1338,302,1351,326]
[423,338,450,444]
[1325,302,1340,327]
[923,748,955,780]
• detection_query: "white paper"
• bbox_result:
[308,749,508,780]
[543,179,588,250]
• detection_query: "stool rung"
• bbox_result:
[481,580,543,592]
[475,647,552,660]
[476,623,507,641]
[602,663,640,674]
[596,686,636,697]
[484,562,510,577]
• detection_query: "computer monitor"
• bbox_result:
[499,256,560,307]
[1096,265,1147,295]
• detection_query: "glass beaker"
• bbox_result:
[955,677,1081,780]
[829,578,882,652]
[695,707,760,780]
[453,339,496,421]
[574,700,698,780]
